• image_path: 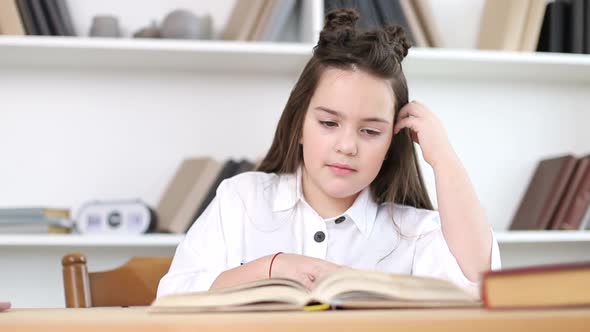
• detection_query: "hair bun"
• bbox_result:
[324,8,359,32]
[384,25,411,62]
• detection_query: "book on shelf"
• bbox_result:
[551,155,590,230]
[155,157,224,234]
[519,0,547,52]
[150,268,479,313]
[221,0,266,41]
[0,216,73,233]
[482,261,590,309]
[478,0,531,51]
[409,0,443,47]
[156,157,256,234]
[0,207,73,233]
[0,0,26,35]
[11,0,75,36]
[250,0,296,42]
[0,207,69,218]
[509,154,578,230]
[185,158,255,232]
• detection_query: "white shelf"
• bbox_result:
[1,36,590,81]
[0,234,184,247]
[405,48,590,82]
[494,231,590,244]
[0,36,313,75]
[1,231,589,247]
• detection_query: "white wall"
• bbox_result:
[1,0,589,230]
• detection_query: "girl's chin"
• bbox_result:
[322,185,362,200]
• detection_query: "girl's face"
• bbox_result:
[300,68,395,202]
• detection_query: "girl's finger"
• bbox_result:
[393,116,418,135]
[397,102,422,120]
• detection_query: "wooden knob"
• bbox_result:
[62,253,87,266]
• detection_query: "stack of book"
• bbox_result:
[324,0,443,48]
[221,0,297,42]
[509,154,590,230]
[0,207,73,233]
[155,157,257,234]
[0,0,76,36]
[478,0,590,54]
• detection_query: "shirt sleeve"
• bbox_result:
[156,180,244,297]
[412,226,501,298]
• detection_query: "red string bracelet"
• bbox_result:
[268,252,284,278]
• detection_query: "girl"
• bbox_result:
[157,9,500,297]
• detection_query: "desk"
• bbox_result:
[1,307,589,332]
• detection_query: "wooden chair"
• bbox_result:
[62,253,172,308]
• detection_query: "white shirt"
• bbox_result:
[157,169,501,298]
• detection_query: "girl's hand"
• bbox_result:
[393,100,455,169]
[270,253,342,289]
[0,302,10,312]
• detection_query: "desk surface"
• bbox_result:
[1,307,590,332]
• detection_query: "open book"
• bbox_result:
[150,268,480,312]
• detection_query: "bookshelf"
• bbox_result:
[1,0,589,309]
[2,36,590,80]
[1,231,590,247]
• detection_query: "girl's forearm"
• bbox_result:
[209,255,273,290]
[433,150,493,282]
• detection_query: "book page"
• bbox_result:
[310,269,479,307]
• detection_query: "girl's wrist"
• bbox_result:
[268,252,284,278]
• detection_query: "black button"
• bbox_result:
[314,231,325,243]
[335,216,346,224]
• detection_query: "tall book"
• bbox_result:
[27,0,51,35]
[551,155,590,230]
[536,2,552,52]
[186,159,242,232]
[519,0,547,51]
[221,0,267,41]
[585,0,590,54]
[255,0,296,42]
[568,0,586,54]
[478,0,530,51]
[41,0,66,36]
[509,155,578,230]
[548,0,569,53]
[155,157,223,234]
[400,0,429,47]
[54,0,75,36]
[410,0,443,47]
[0,0,25,35]
[15,0,37,35]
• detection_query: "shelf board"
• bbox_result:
[0,231,589,247]
[0,233,184,247]
[494,231,590,244]
[1,36,590,81]
[405,48,590,82]
[0,36,313,75]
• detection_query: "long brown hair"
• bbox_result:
[258,9,433,210]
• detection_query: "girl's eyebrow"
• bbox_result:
[315,106,390,124]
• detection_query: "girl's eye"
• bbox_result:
[362,129,381,136]
[319,121,338,128]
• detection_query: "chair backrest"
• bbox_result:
[62,253,172,308]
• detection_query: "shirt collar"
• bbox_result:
[272,167,303,212]
[272,166,378,238]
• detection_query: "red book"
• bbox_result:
[510,155,578,230]
[482,262,590,310]
[556,155,590,230]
